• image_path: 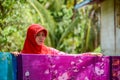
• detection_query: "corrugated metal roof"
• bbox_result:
[74,0,104,9]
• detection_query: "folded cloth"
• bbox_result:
[0,52,17,80]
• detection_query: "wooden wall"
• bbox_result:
[115,0,120,55]
[101,0,120,55]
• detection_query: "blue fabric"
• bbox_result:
[0,52,17,80]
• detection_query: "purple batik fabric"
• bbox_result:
[50,55,110,80]
[17,54,52,80]
[112,56,120,80]
[17,54,110,80]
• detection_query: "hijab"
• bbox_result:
[21,24,52,54]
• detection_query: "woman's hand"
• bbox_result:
[11,52,20,56]
[90,53,103,56]
[82,52,103,57]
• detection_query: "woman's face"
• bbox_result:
[35,31,46,45]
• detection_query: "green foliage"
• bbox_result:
[0,1,31,52]
[0,0,101,53]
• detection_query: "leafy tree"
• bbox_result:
[0,0,101,53]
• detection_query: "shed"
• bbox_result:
[75,0,120,56]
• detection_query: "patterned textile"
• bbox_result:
[17,54,110,80]
[112,56,120,80]
[3,52,120,80]
[0,52,17,80]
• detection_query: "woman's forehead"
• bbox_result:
[37,30,45,34]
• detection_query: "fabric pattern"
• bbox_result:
[112,56,120,80]
[17,54,110,80]
[0,52,17,80]
[2,52,120,80]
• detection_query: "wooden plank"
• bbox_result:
[115,0,120,55]
[101,0,115,56]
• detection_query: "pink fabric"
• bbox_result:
[112,56,120,80]
[17,54,110,80]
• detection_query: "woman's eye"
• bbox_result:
[36,32,45,37]
[37,34,40,36]
[42,34,45,36]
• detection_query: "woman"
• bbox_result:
[12,24,65,56]
[12,24,102,56]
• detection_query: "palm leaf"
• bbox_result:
[56,17,80,49]
[28,0,57,47]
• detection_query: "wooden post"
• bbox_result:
[115,0,120,55]
[101,0,115,56]
[101,0,120,56]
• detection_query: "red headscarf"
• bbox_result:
[21,24,52,54]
